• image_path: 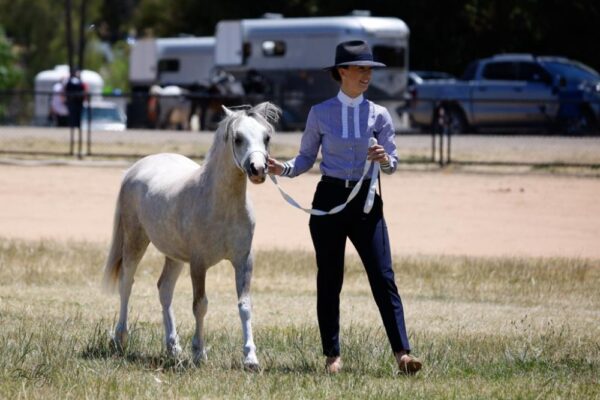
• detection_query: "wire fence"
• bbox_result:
[1,89,599,168]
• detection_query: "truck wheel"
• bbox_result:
[445,107,468,135]
[565,109,597,135]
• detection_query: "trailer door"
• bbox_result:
[216,21,244,66]
[129,39,158,85]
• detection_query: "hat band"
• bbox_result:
[336,53,374,64]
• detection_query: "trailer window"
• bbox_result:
[262,40,286,57]
[243,42,252,62]
[158,59,180,73]
[372,46,405,68]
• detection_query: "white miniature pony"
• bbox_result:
[102,102,280,369]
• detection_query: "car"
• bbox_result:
[409,54,600,134]
[81,100,127,131]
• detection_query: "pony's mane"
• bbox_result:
[206,102,281,160]
[215,102,281,140]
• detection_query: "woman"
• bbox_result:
[268,40,422,375]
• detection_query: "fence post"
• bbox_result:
[447,120,452,164]
[436,103,446,167]
[86,100,92,155]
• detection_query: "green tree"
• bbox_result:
[0,27,22,89]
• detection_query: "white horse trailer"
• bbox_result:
[215,15,410,130]
[128,36,216,128]
[129,36,216,89]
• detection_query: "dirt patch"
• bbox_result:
[1,163,599,259]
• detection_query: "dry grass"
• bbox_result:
[0,131,299,162]
[1,238,599,399]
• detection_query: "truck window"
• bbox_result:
[158,59,180,73]
[461,61,478,80]
[262,40,286,57]
[372,46,405,68]
[482,62,518,80]
[516,62,552,83]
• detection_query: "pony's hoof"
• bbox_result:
[166,342,182,359]
[243,361,261,372]
[243,354,260,372]
[110,331,128,354]
[192,349,208,365]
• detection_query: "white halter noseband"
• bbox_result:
[269,137,380,215]
[230,131,268,173]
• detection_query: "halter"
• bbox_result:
[230,130,268,173]
[269,137,380,215]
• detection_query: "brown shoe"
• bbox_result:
[396,353,422,375]
[325,356,342,374]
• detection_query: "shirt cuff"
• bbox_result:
[281,161,294,177]
[380,158,393,174]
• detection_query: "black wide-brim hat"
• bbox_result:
[324,40,386,70]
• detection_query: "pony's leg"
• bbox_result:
[190,264,209,364]
[234,252,259,369]
[114,232,149,351]
[157,257,184,357]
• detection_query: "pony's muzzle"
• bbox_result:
[247,153,267,184]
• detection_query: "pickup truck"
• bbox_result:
[409,54,600,134]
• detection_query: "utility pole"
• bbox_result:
[78,0,87,71]
[65,0,74,76]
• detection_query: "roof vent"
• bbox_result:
[350,10,371,17]
[262,13,284,19]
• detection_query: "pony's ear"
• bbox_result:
[251,102,281,124]
[222,105,235,117]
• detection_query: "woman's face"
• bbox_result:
[339,66,372,97]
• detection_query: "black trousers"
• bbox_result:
[309,179,411,357]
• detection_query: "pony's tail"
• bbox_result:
[102,197,123,294]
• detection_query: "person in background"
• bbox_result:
[268,40,422,375]
[50,77,69,127]
[65,71,86,129]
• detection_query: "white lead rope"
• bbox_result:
[269,137,380,216]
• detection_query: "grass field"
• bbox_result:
[0,238,599,399]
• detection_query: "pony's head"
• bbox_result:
[221,102,281,184]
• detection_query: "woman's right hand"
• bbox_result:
[267,156,284,176]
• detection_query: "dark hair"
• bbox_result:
[330,66,348,82]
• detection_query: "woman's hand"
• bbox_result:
[367,144,389,164]
[267,156,284,176]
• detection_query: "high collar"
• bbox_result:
[337,90,364,108]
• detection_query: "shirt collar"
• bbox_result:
[337,90,364,108]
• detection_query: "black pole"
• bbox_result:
[78,0,87,71]
[65,0,75,155]
[447,124,452,164]
[439,124,444,167]
[87,102,92,155]
[431,124,436,163]
[78,124,83,159]
[431,103,440,163]
[65,0,74,76]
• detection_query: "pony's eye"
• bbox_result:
[264,135,271,145]
[234,136,243,146]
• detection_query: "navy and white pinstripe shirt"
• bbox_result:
[281,91,398,180]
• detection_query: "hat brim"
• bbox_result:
[324,60,387,70]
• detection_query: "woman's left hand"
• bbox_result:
[367,144,389,164]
